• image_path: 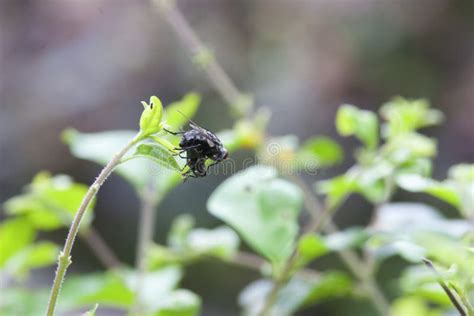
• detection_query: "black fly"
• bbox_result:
[165,118,228,180]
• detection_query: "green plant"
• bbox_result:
[1,2,473,316]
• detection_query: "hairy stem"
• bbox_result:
[131,183,160,314]
[45,135,139,316]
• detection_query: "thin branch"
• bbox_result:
[80,227,122,269]
[131,182,161,314]
[156,0,248,115]
[45,135,139,316]
[423,259,467,316]
[290,175,390,315]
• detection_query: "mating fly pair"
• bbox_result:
[165,118,228,180]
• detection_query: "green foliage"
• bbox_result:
[4,172,94,230]
[297,136,344,167]
[379,97,443,138]
[0,218,35,268]
[297,234,329,265]
[148,215,240,268]
[208,166,303,271]
[2,94,472,316]
[164,92,201,131]
[239,272,352,316]
[131,143,181,171]
[336,104,379,149]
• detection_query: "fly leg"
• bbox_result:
[164,128,185,136]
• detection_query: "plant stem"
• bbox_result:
[155,0,250,116]
[131,182,160,315]
[289,175,390,315]
[45,135,139,316]
[80,227,122,269]
[423,259,467,316]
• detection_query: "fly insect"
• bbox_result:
[165,120,228,180]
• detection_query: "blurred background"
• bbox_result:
[1,0,473,315]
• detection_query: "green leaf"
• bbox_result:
[390,296,441,316]
[0,218,35,268]
[302,271,353,305]
[4,172,95,230]
[165,93,201,130]
[63,129,181,193]
[131,143,181,171]
[297,234,329,265]
[399,265,453,306]
[167,214,196,249]
[239,272,352,316]
[61,272,134,310]
[367,203,471,264]
[449,164,474,183]
[380,97,443,138]
[316,175,357,208]
[155,290,201,316]
[336,105,379,149]
[140,96,164,137]
[448,164,474,217]
[297,136,343,167]
[0,288,49,316]
[385,133,437,160]
[397,174,461,209]
[208,165,303,268]
[124,266,183,311]
[5,241,59,279]
[324,227,370,251]
[83,304,99,316]
[4,195,62,230]
[186,226,240,259]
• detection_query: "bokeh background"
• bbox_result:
[1,0,473,315]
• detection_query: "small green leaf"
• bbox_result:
[155,290,201,316]
[83,304,99,316]
[397,174,461,209]
[380,97,443,138]
[139,96,164,137]
[390,296,440,316]
[186,226,240,259]
[4,195,62,230]
[385,133,437,160]
[5,241,59,279]
[324,228,369,251]
[131,143,181,171]
[316,175,357,208]
[297,234,329,265]
[239,272,352,316]
[4,172,95,230]
[0,288,49,316]
[297,136,343,167]
[165,93,201,130]
[208,166,303,268]
[302,271,353,305]
[0,218,35,268]
[167,214,196,249]
[61,272,134,309]
[336,105,379,149]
